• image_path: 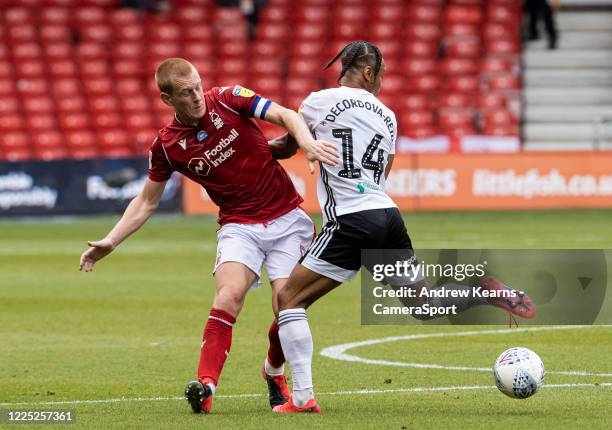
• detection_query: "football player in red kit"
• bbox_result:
[79,58,339,414]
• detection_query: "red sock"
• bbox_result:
[197,308,236,386]
[266,319,285,369]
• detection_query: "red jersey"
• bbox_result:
[148,85,303,225]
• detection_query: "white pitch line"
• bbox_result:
[320,325,612,377]
[1,383,610,407]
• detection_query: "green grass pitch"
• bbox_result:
[1,209,611,429]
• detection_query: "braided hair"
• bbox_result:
[324,40,383,83]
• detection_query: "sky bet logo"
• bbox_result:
[205,128,238,167]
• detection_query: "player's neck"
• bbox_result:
[338,77,370,93]
[176,110,205,127]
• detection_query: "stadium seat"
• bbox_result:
[437,93,473,109]
[439,58,478,75]
[0,99,20,114]
[16,78,48,96]
[89,95,119,114]
[438,108,474,129]
[57,96,87,113]
[0,131,29,149]
[44,43,72,60]
[52,78,82,96]
[59,113,91,130]
[0,114,25,131]
[444,75,480,93]
[22,97,54,114]
[402,58,437,76]
[48,59,78,77]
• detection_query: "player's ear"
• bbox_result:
[160,92,173,107]
[363,65,375,84]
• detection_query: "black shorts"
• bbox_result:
[300,207,414,282]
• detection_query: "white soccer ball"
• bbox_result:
[493,347,545,399]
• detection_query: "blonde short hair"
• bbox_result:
[155,58,196,95]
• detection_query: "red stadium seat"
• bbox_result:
[48,59,78,77]
[440,58,477,75]
[218,59,247,76]
[93,113,122,129]
[98,129,130,149]
[444,5,483,24]
[109,8,141,26]
[252,58,283,76]
[52,78,82,96]
[113,60,146,77]
[0,99,20,113]
[405,23,441,41]
[333,22,365,40]
[173,6,210,24]
[115,24,145,41]
[217,41,249,58]
[34,145,68,161]
[250,77,283,95]
[99,146,135,158]
[477,93,507,109]
[121,95,151,113]
[8,25,37,42]
[59,113,91,130]
[445,23,479,37]
[74,7,107,25]
[80,24,113,43]
[400,94,433,111]
[287,59,322,77]
[89,95,119,113]
[438,108,474,129]
[76,42,108,60]
[370,23,402,40]
[484,73,520,91]
[0,131,29,149]
[0,114,25,131]
[182,44,215,60]
[483,125,520,137]
[335,5,368,22]
[402,58,437,76]
[444,75,480,93]
[286,78,319,95]
[487,4,521,23]
[482,108,516,128]
[444,37,482,58]
[437,93,473,109]
[57,96,87,112]
[4,8,33,25]
[1,147,33,162]
[261,4,290,22]
[294,23,327,40]
[374,4,403,22]
[79,60,109,77]
[40,7,71,24]
[44,43,72,59]
[32,131,63,148]
[483,23,520,41]
[381,75,405,93]
[125,112,155,130]
[117,78,144,96]
[400,110,435,128]
[485,39,520,55]
[294,6,328,23]
[83,77,113,95]
[404,40,438,58]
[406,75,440,93]
[16,78,48,96]
[480,56,515,74]
[12,43,42,60]
[257,24,291,40]
[14,61,45,78]
[400,126,437,139]
[252,41,285,59]
[22,97,54,114]
[38,25,74,43]
[407,4,442,22]
[65,130,96,150]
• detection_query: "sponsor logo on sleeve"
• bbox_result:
[232,85,255,98]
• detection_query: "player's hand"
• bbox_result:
[79,238,116,272]
[301,139,339,173]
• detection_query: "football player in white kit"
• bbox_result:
[271,41,536,414]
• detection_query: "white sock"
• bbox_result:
[278,308,314,407]
[264,358,284,376]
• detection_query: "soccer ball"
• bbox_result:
[493,347,545,399]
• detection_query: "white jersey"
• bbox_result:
[299,86,398,222]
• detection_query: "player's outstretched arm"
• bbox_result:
[268,133,298,159]
[79,179,167,272]
[263,102,339,168]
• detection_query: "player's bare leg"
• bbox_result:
[273,264,340,413]
[260,279,291,409]
[186,262,256,413]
